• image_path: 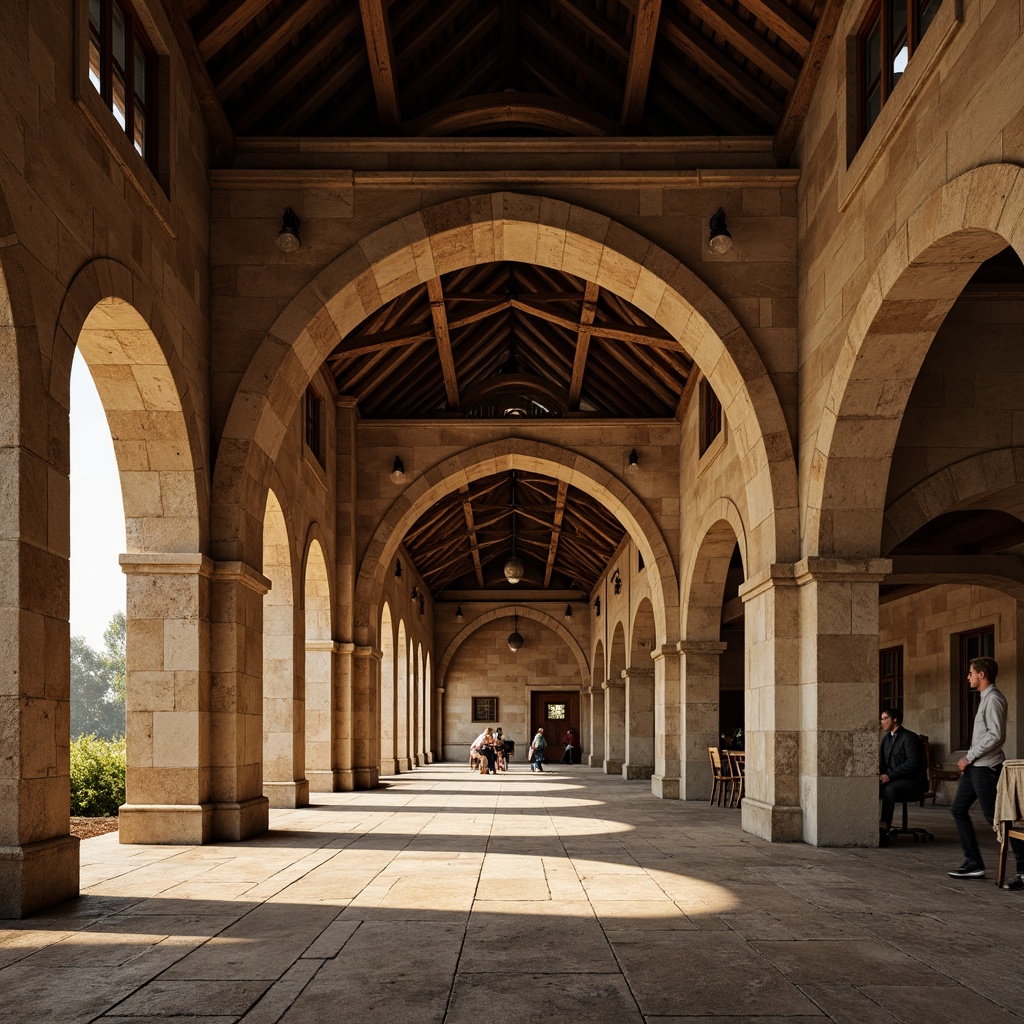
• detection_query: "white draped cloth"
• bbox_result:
[993,759,1024,843]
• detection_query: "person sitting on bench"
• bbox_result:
[878,707,928,845]
[471,728,498,774]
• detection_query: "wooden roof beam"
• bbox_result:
[194,0,275,61]
[427,277,460,410]
[568,281,599,409]
[621,0,662,126]
[737,0,815,57]
[460,485,486,587]
[509,298,677,348]
[548,0,630,63]
[543,480,570,588]
[359,0,401,128]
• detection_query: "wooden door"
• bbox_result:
[530,691,581,763]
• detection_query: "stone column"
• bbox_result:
[349,644,379,790]
[434,685,445,762]
[262,603,308,810]
[651,644,681,799]
[678,640,727,801]
[622,664,655,780]
[118,554,215,843]
[794,557,890,846]
[411,653,422,767]
[305,639,339,792]
[603,678,625,774]
[207,561,270,841]
[737,564,802,842]
[586,683,605,767]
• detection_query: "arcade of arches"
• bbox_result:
[3,0,1024,921]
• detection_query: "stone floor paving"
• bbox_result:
[3,764,1024,1023]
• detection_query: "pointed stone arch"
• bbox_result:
[605,621,628,774]
[304,535,333,792]
[211,192,796,575]
[624,597,656,780]
[380,602,397,774]
[587,639,606,767]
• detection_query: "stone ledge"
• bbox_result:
[119,803,214,845]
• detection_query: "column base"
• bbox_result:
[0,835,80,919]
[682,757,713,802]
[119,803,214,845]
[425,751,434,764]
[399,758,413,771]
[603,759,624,774]
[379,759,400,776]
[651,774,680,799]
[587,754,604,767]
[212,796,269,841]
[307,770,338,793]
[263,780,310,808]
[622,763,654,781]
[352,766,379,790]
[741,797,802,842]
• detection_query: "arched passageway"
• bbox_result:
[304,538,333,792]
[379,603,397,775]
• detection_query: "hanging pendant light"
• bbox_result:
[507,612,524,652]
[503,471,524,584]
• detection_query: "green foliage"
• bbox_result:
[71,612,126,740]
[70,734,126,817]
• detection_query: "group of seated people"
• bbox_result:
[470,727,514,773]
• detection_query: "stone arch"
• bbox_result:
[416,643,425,765]
[624,597,656,779]
[211,192,796,572]
[588,639,606,767]
[396,619,409,771]
[605,621,628,774]
[683,500,747,640]
[304,537,332,792]
[882,448,1024,554]
[54,258,206,552]
[810,164,1024,557]
[424,651,433,762]
[355,439,679,650]
[262,488,305,807]
[380,602,397,774]
[437,604,589,686]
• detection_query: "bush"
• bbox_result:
[70,734,126,817]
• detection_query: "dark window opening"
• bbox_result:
[305,386,323,465]
[955,626,994,749]
[700,379,723,456]
[88,0,158,171]
[858,0,942,141]
[472,696,498,722]
[879,645,904,715]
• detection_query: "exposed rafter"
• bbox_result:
[569,281,600,410]
[543,480,570,587]
[359,0,402,128]
[621,0,662,126]
[427,277,460,410]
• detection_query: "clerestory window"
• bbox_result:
[87,0,158,170]
[859,0,942,141]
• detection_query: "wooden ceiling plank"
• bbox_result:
[600,338,678,408]
[501,0,518,88]
[359,0,402,127]
[403,7,501,101]
[426,277,460,410]
[648,74,720,134]
[195,0,275,61]
[543,479,570,587]
[660,10,783,126]
[548,0,630,63]
[514,316,574,379]
[569,281,599,409]
[434,52,500,107]
[681,0,799,89]
[232,5,362,133]
[396,0,477,73]
[774,0,845,165]
[460,485,486,587]
[736,0,815,56]
[331,329,434,362]
[448,300,512,331]
[621,0,662,126]
[277,47,368,135]
[510,297,677,348]
[158,0,235,162]
[316,78,377,135]
[214,0,335,99]
[652,54,759,135]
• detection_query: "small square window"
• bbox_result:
[546,703,566,720]
[472,696,498,722]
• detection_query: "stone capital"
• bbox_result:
[211,560,271,594]
[676,640,728,656]
[305,639,343,653]
[120,552,215,577]
[601,679,625,690]
[793,556,892,585]
[352,643,381,661]
[650,642,680,663]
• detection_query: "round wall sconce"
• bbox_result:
[456,606,464,623]
[390,455,405,484]
[708,208,733,254]
[564,603,573,620]
[627,448,639,471]
[612,570,622,595]
[276,207,301,253]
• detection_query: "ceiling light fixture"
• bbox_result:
[390,455,405,484]
[708,208,733,255]
[503,471,524,585]
[275,207,301,253]
[456,606,464,623]
[507,612,524,652]
[627,448,639,471]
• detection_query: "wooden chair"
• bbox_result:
[708,746,734,807]
[725,750,745,808]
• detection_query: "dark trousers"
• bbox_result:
[480,746,496,772]
[879,779,924,829]
[952,764,1024,870]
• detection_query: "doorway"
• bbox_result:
[530,690,581,763]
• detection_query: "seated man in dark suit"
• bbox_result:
[879,707,929,845]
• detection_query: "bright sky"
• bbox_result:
[70,351,127,650]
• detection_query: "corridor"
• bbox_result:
[2,766,1022,1023]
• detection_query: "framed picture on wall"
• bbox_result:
[472,696,498,722]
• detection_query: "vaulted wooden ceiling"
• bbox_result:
[331,260,692,418]
[404,470,626,595]
[177,0,838,157]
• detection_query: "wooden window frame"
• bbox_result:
[857,0,942,143]
[953,625,994,750]
[87,0,159,174]
[304,386,323,466]
[472,696,498,723]
[699,378,723,457]
[879,645,904,715]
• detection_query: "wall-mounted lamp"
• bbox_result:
[394,558,403,579]
[708,207,733,255]
[564,603,573,620]
[411,586,419,601]
[507,612,524,652]
[419,594,425,616]
[627,448,639,471]
[612,570,622,595]
[456,606,464,623]
[275,207,301,253]
[390,455,406,484]
[594,596,601,617]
